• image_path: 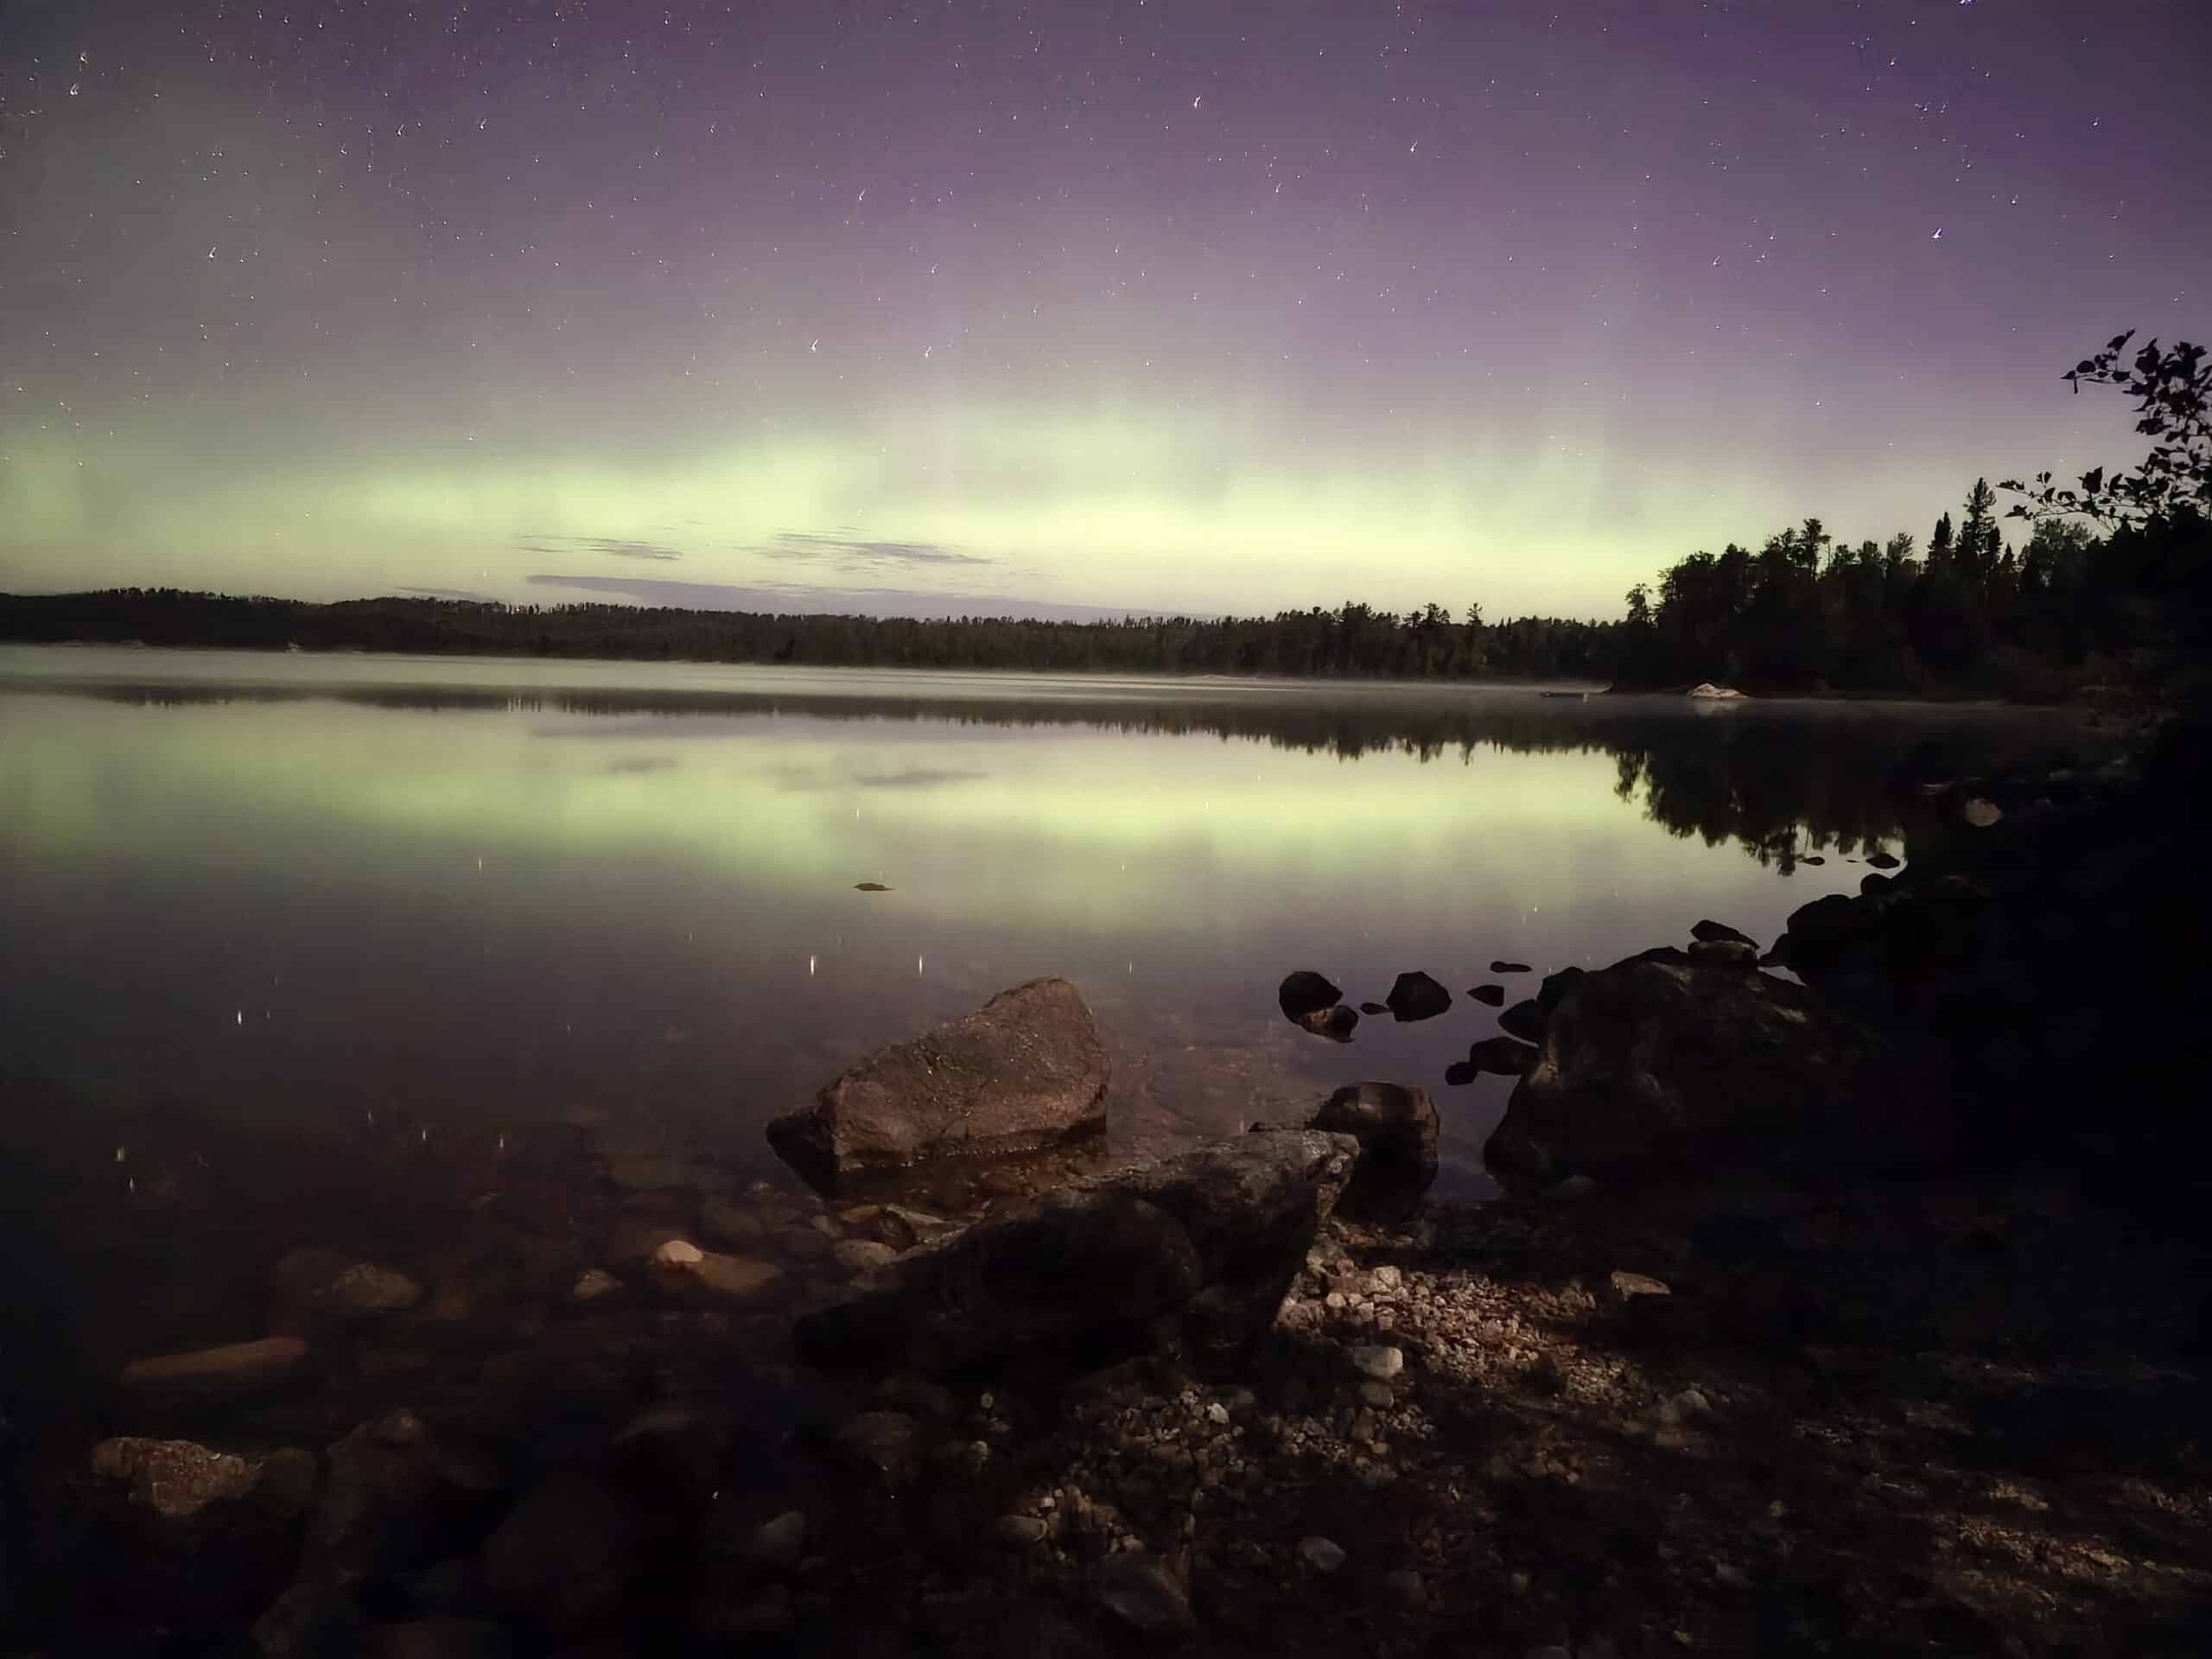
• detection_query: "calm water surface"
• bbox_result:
[0,645,2089,1196]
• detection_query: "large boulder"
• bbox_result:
[1306,1083,1439,1221]
[1484,954,1944,1193]
[796,1132,1357,1377]
[766,977,1109,1193]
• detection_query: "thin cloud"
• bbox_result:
[513,534,686,561]
[524,573,1141,620]
[395,584,502,601]
[759,529,993,571]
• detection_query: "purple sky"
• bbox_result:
[3,0,2206,618]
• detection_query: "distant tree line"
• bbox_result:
[0,590,1618,682]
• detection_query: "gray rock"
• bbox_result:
[1298,1535,1347,1573]
[89,1437,317,1623]
[480,1474,647,1635]
[1094,1553,1197,1634]
[1351,1344,1404,1381]
[744,1510,807,1568]
[766,977,1109,1192]
[302,1409,455,1581]
[797,1133,1357,1377]
[1307,1081,1439,1221]
[1383,970,1452,1021]
[272,1249,422,1326]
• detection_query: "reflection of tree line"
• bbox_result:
[42,679,2094,867]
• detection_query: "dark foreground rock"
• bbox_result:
[480,1473,649,1637]
[1276,971,1342,1023]
[1304,1083,1439,1221]
[1689,918,1755,947]
[1496,999,1546,1044]
[766,977,1109,1193]
[1382,971,1452,1022]
[1468,983,1505,1007]
[1484,952,1945,1192]
[796,1132,1357,1377]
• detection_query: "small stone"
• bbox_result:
[1357,1381,1395,1408]
[995,1514,1048,1546]
[833,1238,899,1274]
[1351,1344,1403,1381]
[1298,1536,1347,1573]
[652,1238,703,1268]
[1095,1554,1197,1634]
[1370,1265,1402,1291]
[745,1510,807,1567]
[571,1268,621,1300]
[1205,1402,1230,1426]
[1961,797,2004,828]
[1714,1560,1750,1587]
[1608,1269,1671,1300]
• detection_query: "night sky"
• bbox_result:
[3,1,2207,620]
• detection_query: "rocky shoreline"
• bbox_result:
[3,721,2209,1656]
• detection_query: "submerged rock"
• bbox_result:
[796,1132,1357,1377]
[1443,1061,1478,1087]
[1358,1001,1389,1015]
[1095,1554,1197,1634]
[480,1474,648,1636]
[118,1336,310,1410]
[1383,970,1452,1022]
[766,976,1109,1194]
[1298,1005,1359,1043]
[1484,952,1942,1192]
[272,1249,423,1327]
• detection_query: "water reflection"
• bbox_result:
[0,648,2095,1193]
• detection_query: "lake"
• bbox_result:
[0,646,2092,1201]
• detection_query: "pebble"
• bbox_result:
[1351,1344,1404,1381]
[571,1268,621,1300]
[1371,1265,1402,1291]
[652,1238,703,1268]
[1608,1269,1672,1299]
[1357,1380,1395,1408]
[1298,1536,1347,1573]
[995,1514,1048,1546]
[1205,1402,1230,1425]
